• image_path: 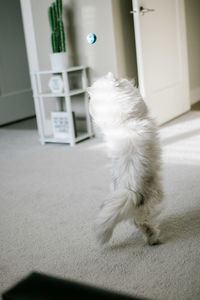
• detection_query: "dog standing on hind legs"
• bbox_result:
[88,72,163,246]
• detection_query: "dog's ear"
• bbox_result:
[107,72,120,86]
[107,72,115,80]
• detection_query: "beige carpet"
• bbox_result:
[1,112,200,300]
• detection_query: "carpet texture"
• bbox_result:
[1,112,200,300]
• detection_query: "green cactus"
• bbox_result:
[48,0,66,53]
[56,0,62,18]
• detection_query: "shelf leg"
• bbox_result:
[82,68,93,137]
[62,71,76,146]
[70,139,75,146]
[32,73,45,144]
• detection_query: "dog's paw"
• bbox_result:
[96,228,112,245]
[147,238,162,246]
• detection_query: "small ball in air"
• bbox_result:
[87,33,97,44]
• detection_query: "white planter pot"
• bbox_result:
[50,52,68,71]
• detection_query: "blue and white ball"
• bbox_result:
[87,33,97,44]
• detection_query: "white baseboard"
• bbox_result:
[190,87,200,104]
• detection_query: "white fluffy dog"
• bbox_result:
[88,72,163,245]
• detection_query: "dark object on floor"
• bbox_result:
[2,272,148,300]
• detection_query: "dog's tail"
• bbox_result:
[95,189,137,244]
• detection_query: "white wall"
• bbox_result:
[21,0,138,136]
[185,0,200,104]
[30,0,118,83]
[64,0,118,82]
[30,0,52,70]
[26,0,137,83]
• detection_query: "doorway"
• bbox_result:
[112,0,138,85]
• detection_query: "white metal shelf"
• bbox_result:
[32,66,86,75]
[32,66,93,146]
[69,88,85,96]
[35,88,85,98]
[44,132,92,144]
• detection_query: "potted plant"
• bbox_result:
[48,0,67,71]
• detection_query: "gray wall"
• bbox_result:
[185,0,200,104]
[0,0,34,125]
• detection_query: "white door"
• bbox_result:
[132,0,190,125]
[0,0,35,126]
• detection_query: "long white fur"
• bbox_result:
[88,72,163,245]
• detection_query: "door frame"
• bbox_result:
[132,0,146,99]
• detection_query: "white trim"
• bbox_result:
[2,88,32,98]
[20,0,44,141]
[110,0,119,77]
[190,87,200,105]
[132,0,146,99]
[82,68,93,137]
[34,89,85,98]
[20,0,39,82]
[62,71,75,146]
[32,66,86,75]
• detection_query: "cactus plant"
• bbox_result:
[48,0,66,53]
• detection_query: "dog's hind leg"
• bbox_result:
[134,185,163,245]
[138,222,161,245]
[134,204,162,245]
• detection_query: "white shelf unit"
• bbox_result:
[32,66,93,146]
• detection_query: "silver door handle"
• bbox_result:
[130,6,155,15]
[140,6,155,15]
